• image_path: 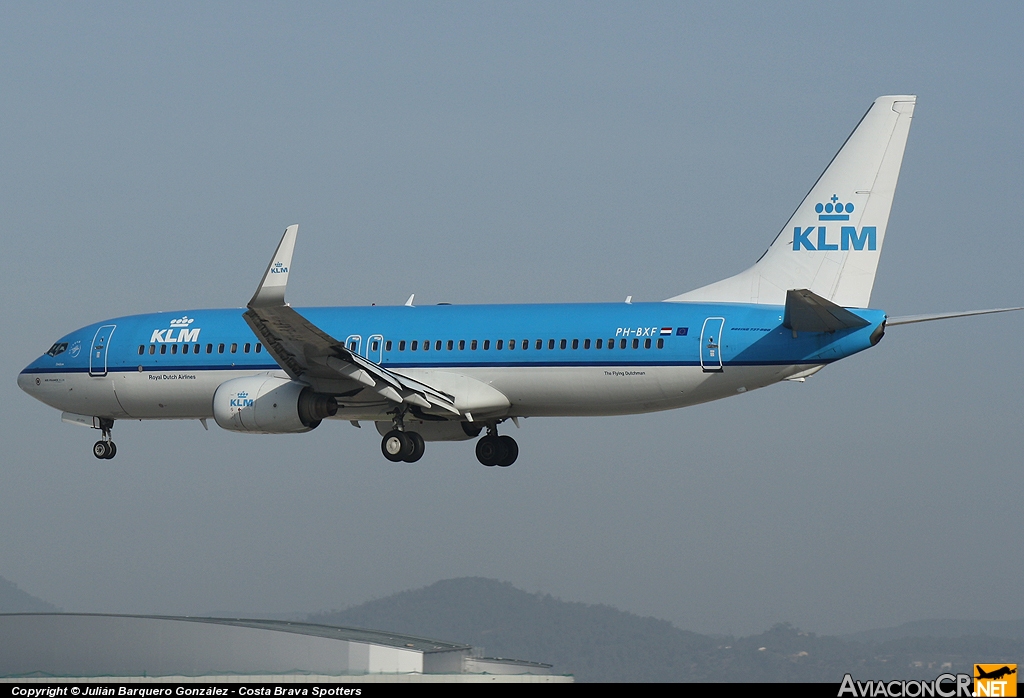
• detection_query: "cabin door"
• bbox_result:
[700,318,725,373]
[344,335,362,356]
[366,334,384,363]
[89,324,117,377]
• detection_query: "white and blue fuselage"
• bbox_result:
[19,302,885,422]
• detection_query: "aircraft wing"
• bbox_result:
[242,225,459,416]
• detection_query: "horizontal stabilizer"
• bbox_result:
[887,307,1024,326]
[783,289,870,333]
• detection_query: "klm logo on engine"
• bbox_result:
[149,315,201,343]
[792,194,876,251]
[230,391,254,408]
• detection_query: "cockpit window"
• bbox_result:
[46,342,68,357]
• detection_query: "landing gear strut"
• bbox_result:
[93,419,116,460]
[476,425,517,467]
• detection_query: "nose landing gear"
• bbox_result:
[92,419,117,460]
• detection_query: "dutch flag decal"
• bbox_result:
[660,327,672,336]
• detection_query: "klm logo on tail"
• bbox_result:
[793,194,876,251]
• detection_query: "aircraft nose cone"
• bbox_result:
[17,369,37,394]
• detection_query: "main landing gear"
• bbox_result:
[92,419,117,460]
[475,425,518,467]
[381,429,425,463]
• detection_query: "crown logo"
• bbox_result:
[169,316,195,328]
[815,194,854,221]
[237,391,248,399]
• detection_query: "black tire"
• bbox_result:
[475,436,502,467]
[105,442,117,459]
[403,431,425,463]
[381,430,410,462]
[497,435,518,467]
[93,441,109,459]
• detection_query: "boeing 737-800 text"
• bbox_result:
[18,95,1020,466]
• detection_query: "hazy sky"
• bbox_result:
[2,2,1022,637]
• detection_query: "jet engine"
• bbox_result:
[374,419,482,442]
[213,375,337,434]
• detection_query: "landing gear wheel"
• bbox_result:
[93,441,115,459]
[381,430,412,462]
[496,435,518,467]
[403,431,425,463]
[475,436,502,467]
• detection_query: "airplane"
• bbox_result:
[18,95,1022,466]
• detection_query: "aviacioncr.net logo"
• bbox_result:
[838,673,973,697]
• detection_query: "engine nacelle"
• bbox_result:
[214,375,337,434]
[375,419,482,442]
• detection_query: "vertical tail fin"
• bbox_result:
[667,95,916,308]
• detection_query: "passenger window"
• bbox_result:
[483,340,490,350]
[608,338,615,349]
[548,339,554,350]
[435,340,442,351]
[138,345,145,355]
[171,344,178,354]
[446,340,453,351]
[348,341,357,351]
[522,339,529,350]
[182,344,189,354]
[657,338,664,349]
[244,343,251,353]
[497,340,504,350]
[572,339,579,350]
[459,340,465,350]
[149,345,156,355]
[160,345,167,354]
[644,338,651,349]
[619,339,626,349]
[535,339,542,350]
[424,340,430,351]
[560,339,567,350]
[218,343,225,354]
[230,343,237,353]
[206,344,213,354]
[596,339,603,349]
[471,340,478,350]
[385,340,392,351]
[372,341,379,351]
[256,343,262,353]
[508,339,515,350]
[411,341,418,350]
[399,340,406,351]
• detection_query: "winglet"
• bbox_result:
[249,225,298,308]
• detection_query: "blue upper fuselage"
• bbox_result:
[21,302,887,376]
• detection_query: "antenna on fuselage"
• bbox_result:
[405,294,415,307]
